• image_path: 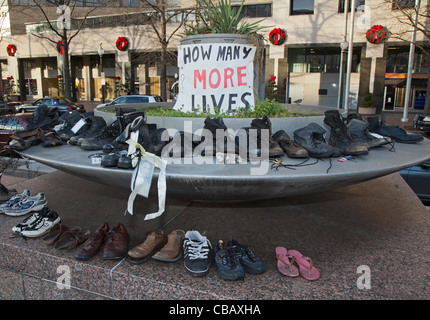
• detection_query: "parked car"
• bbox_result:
[399,159,430,205]
[413,114,430,133]
[0,101,19,115]
[96,95,164,108]
[16,97,86,114]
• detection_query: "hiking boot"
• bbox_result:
[272,130,308,158]
[149,128,169,156]
[183,230,211,277]
[56,111,88,141]
[251,115,285,158]
[323,110,368,156]
[212,240,245,281]
[347,118,390,148]
[203,117,237,155]
[294,123,340,158]
[227,238,266,275]
[69,116,107,146]
[25,104,58,132]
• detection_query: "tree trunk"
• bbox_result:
[62,28,72,100]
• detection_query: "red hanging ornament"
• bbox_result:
[366,25,389,45]
[6,44,17,57]
[269,28,286,46]
[116,36,129,51]
[56,40,63,54]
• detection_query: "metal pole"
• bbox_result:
[100,54,105,103]
[401,0,421,122]
[337,0,349,109]
[343,0,356,113]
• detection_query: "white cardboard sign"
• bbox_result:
[174,43,256,113]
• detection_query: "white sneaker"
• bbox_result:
[0,189,31,214]
[3,193,47,216]
[12,206,50,234]
[20,209,61,238]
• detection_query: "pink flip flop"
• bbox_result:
[287,249,320,281]
[275,247,299,277]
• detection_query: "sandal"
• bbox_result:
[42,224,80,245]
[55,229,91,250]
[5,129,44,151]
[288,249,320,281]
[276,247,299,277]
[42,130,63,147]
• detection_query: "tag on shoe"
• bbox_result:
[71,119,87,134]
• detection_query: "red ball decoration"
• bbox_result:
[6,44,16,57]
[269,28,286,45]
[366,25,388,45]
[116,36,129,51]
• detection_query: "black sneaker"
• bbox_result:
[213,240,245,281]
[227,238,266,275]
[183,230,211,277]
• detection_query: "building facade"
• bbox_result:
[0,0,428,112]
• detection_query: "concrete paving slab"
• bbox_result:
[0,169,429,300]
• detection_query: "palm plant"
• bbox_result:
[183,0,267,35]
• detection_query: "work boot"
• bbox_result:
[250,115,285,158]
[346,118,391,148]
[323,110,368,156]
[272,130,308,158]
[68,116,107,146]
[294,122,340,159]
[25,104,56,132]
[202,117,236,155]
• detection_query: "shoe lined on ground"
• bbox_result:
[68,116,107,146]
[103,223,129,260]
[19,208,61,238]
[250,115,285,158]
[126,229,167,264]
[75,222,110,260]
[3,192,47,216]
[11,206,50,234]
[272,130,309,158]
[212,240,245,281]
[183,230,211,277]
[377,125,423,144]
[56,111,88,141]
[323,110,368,156]
[294,123,340,158]
[227,238,266,275]
[0,189,31,214]
[152,229,185,262]
[346,118,390,148]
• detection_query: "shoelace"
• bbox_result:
[220,249,240,269]
[184,238,211,260]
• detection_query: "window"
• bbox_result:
[392,0,415,9]
[123,0,138,7]
[386,46,430,74]
[290,0,314,15]
[339,0,366,13]
[289,47,361,73]
[232,4,272,18]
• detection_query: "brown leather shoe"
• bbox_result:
[103,223,129,260]
[152,229,185,262]
[126,229,167,264]
[273,130,309,158]
[75,222,109,260]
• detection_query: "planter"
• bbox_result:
[359,107,376,115]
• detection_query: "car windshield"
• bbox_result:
[58,98,71,105]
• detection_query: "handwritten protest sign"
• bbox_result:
[174,43,256,113]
